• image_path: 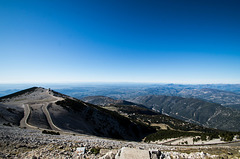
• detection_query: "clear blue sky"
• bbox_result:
[1,0,240,84]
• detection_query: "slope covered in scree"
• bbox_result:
[0,87,40,125]
[0,87,59,126]
[50,98,155,141]
[0,87,38,101]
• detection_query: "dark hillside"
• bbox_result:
[52,98,155,141]
[130,95,240,131]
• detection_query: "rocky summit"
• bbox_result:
[0,87,154,141]
[1,124,239,159]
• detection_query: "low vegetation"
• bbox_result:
[220,132,235,141]
[144,130,201,142]
[102,103,240,143]
[144,129,240,142]
[90,147,100,155]
[131,95,240,132]
[42,130,60,135]
[110,104,223,133]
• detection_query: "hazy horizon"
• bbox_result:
[1,1,240,84]
[0,82,240,85]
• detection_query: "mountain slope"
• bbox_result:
[177,88,240,106]
[0,87,155,141]
[50,98,154,140]
[81,96,146,107]
[81,96,230,135]
[130,95,240,131]
[143,87,240,106]
[0,87,39,125]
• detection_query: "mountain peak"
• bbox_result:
[0,87,155,141]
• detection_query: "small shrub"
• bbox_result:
[90,147,100,155]
[3,123,12,127]
[42,130,60,135]
[193,137,201,143]
[201,134,207,141]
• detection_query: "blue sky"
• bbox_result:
[0,0,240,84]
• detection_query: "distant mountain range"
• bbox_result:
[1,84,240,109]
[53,84,240,110]
[145,87,240,108]
[129,95,240,132]
[82,95,240,131]
[81,96,146,108]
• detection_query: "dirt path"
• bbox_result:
[19,90,63,132]
[42,103,62,131]
[20,104,38,129]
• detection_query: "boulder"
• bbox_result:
[115,147,150,159]
[99,151,115,159]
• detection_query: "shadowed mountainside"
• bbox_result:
[129,95,240,131]
[0,87,155,141]
[50,98,155,141]
[80,95,238,143]
[80,96,231,133]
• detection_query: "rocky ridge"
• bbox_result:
[1,124,239,159]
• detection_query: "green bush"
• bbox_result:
[220,133,234,141]
[201,134,207,141]
[144,130,201,142]
[193,137,201,142]
[90,147,100,155]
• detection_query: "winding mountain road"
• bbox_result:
[42,103,62,131]
[20,92,63,132]
[20,104,38,129]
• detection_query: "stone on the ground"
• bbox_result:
[115,147,149,159]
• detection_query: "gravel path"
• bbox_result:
[19,104,38,129]
[42,103,62,131]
